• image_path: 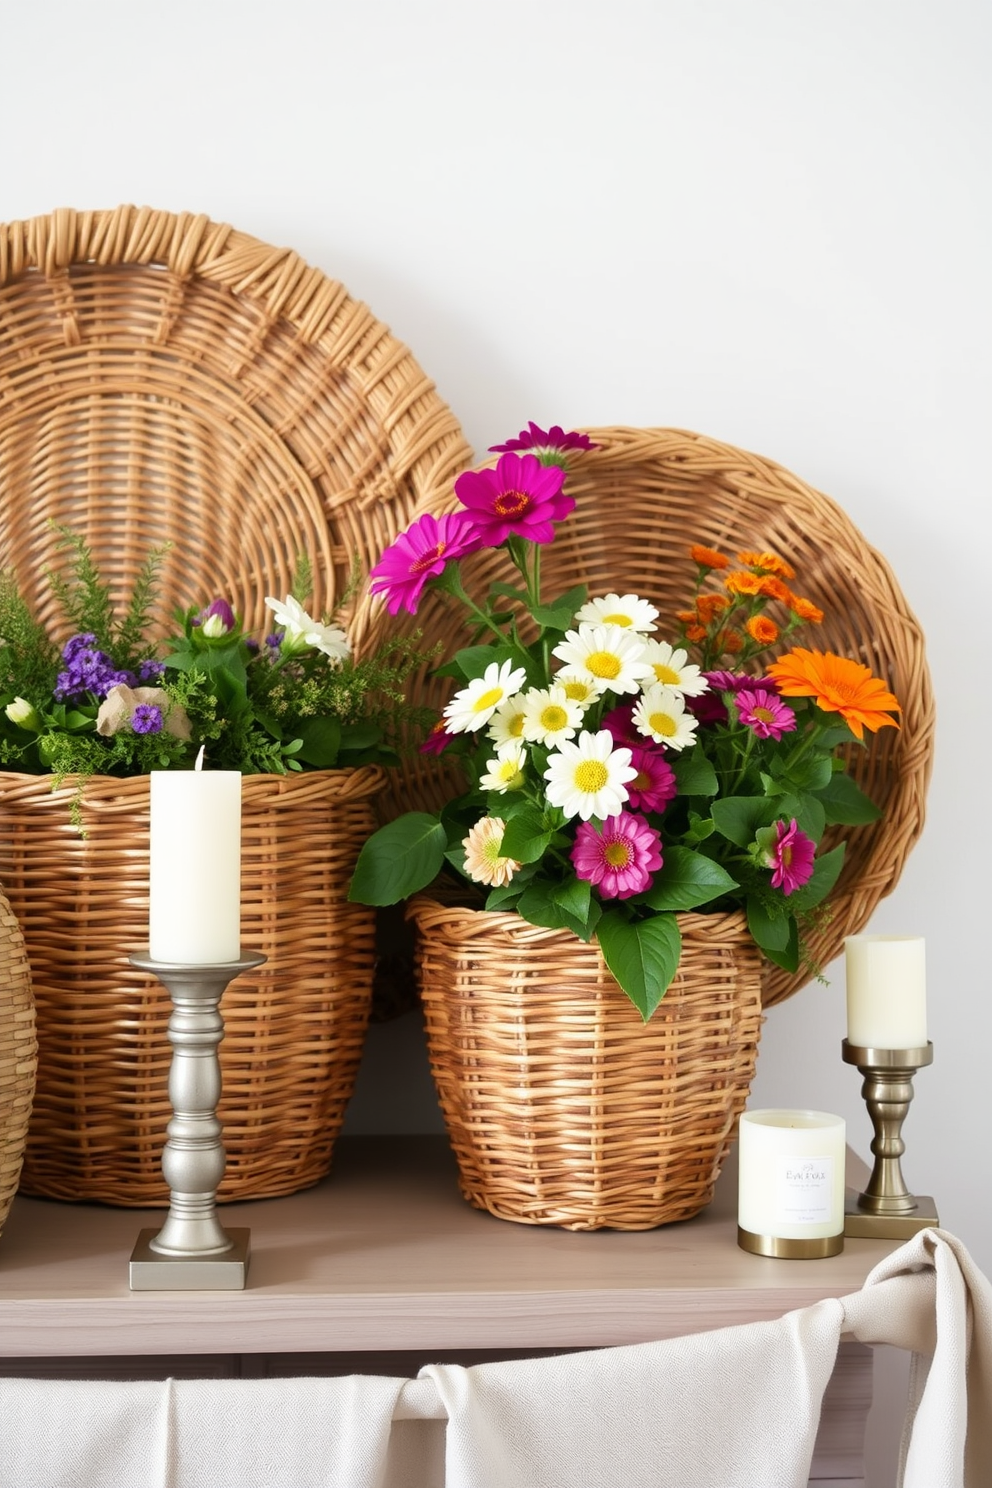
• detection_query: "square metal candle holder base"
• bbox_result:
[843,1191,940,1241]
[129,1229,251,1291]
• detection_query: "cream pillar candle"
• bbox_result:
[738,1110,846,1248]
[149,754,242,964]
[844,935,927,1050]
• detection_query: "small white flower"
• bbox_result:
[264,595,351,664]
[443,659,529,734]
[552,667,604,710]
[640,639,709,697]
[487,693,529,748]
[574,592,658,634]
[551,623,653,695]
[543,728,637,821]
[520,685,584,747]
[5,696,40,729]
[631,684,699,750]
[479,740,528,793]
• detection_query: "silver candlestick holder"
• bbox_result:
[128,950,265,1290]
[842,1038,939,1239]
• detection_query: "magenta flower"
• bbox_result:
[571,811,663,900]
[418,718,455,756]
[625,745,678,813]
[489,421,600,463]
[454,452,574,546]
[734,687,797,741]
[600,702,642,748]
[369,511,482,616]
[768,818,816,895]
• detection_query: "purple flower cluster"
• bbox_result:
[130,704,163,735]
[54,634,163,703]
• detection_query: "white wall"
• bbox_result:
[4,2,989,1482]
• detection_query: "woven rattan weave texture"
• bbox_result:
[0,205,471,647]
[0,886,35,1234]
[408,897,763,1230]
[362,426,934,1008]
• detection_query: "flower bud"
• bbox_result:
[5,696,41,730]
[199,598,237,639]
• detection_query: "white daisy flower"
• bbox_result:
[631,684,700,750]
[479,740,528,793]
[552,666,605,710]
[443,659,528,734]
[264,594,351,663]
[574,592,659,633]
[520,685,584,747]
[551,623,653,695]
[487,693,529,748]
[543,728,637,821]
[641,639,710,697]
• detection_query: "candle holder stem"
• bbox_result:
[842,1039,939,1239]
[128,951,265,1290]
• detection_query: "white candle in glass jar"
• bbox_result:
[738,1110,846,1241]
[845,935,927,1050]
[148,755,242,964]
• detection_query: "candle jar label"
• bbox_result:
[775,1155,835,1225]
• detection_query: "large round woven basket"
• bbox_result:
[363,426,935,1008]
[0,885,35,1237]
[0,204,471,649]
[407,896,763,1230]
[0,767,383,1206]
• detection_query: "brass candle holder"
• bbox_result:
[842,1038,939,1239]
[128,950,265,1290]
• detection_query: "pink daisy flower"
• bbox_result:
[488,421,600,464]
[734,687,797,741]
[768,818,816,895]
[571,811,663,900]
[454,452,574,546]
[369,511,482,616]
[625,745,678,813]
[600,701,642,748]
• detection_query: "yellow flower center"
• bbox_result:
[540,705,569,731]
[483,837,505,865]
[654,663,680,685]
[602,612,632,627]
[585,650,622,680]
[562,680,590,701]
[409,541,446,574]
[494,489,530,516]
[604,841,631,867]
[753,705,775,723]
[575,760,609,793]
[509,714,525,736]
[649,711,677,737]
[475,686,504,710]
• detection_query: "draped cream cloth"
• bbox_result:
[1,1228,988,1488]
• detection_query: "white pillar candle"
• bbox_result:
[149,758,242,964]
[845,935,927,1050]
[738,1110,846,1241]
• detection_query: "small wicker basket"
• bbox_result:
[0,885,35,1237]
[362,426,935,1008]
[1,767,383,1206]
[408,896,763,1230]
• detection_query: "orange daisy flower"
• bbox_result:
[696,592,731,622]
[746,615,779,645]
[765,649,901,740]
[789,596,824,624]
[737,550,796,580]
[690,544,730,569]
[757,575,791,603]
[724,571,764,597]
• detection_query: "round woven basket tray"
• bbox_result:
[0,885,36,1237]
[357,426,935,1008]
[0,205,471,646]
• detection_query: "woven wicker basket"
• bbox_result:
[0,885,35,1237]
[408,896,763,1230]
[363,426,934,1008]
[0,767,383,1206]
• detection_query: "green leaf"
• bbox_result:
[486,883,523,910]
[499,806,553,864]
[295,716,342,768]
[785,843,846,912]
[642,846,739,911]
[772,792,827,845]
[711,795,776,847]
[348,813,447,905]
[672,750,719,797]
[747,899,800,970]
[597,911,682,1021]
[813,772,882,826]
[433,645,503,682]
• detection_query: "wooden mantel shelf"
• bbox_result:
[0,1136,895,1361]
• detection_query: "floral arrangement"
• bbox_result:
[349,422,902,1019]
[0,530,432,784]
